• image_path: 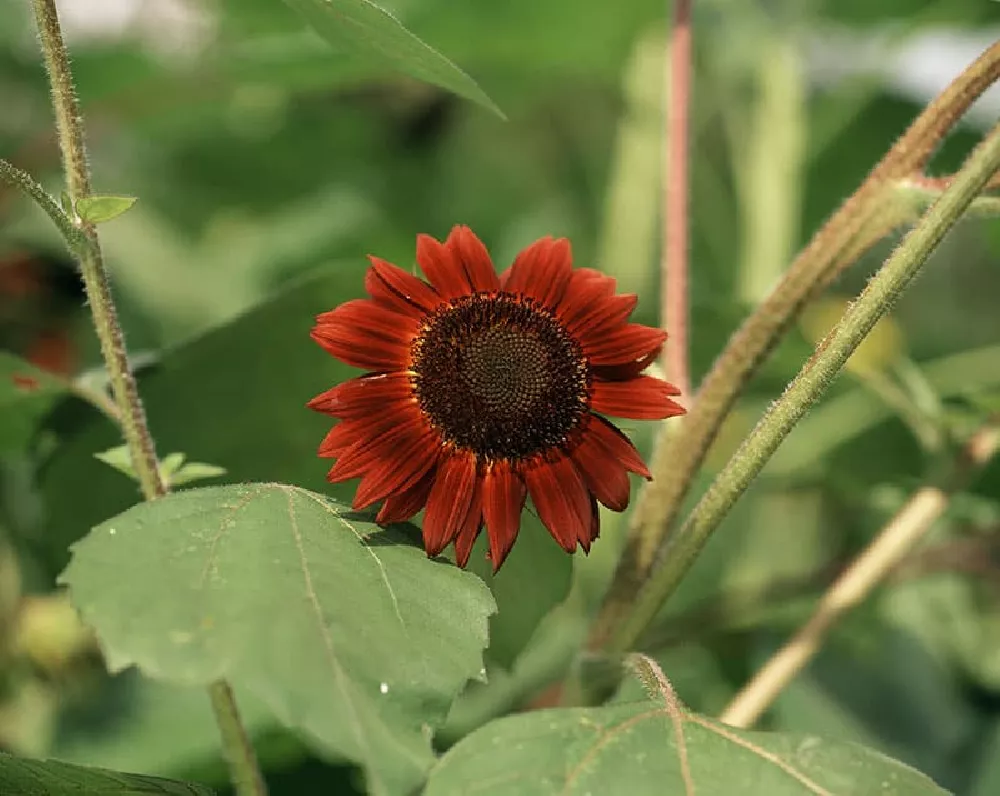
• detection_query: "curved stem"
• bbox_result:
[0,159,90,256]
[606,119,1000,657]
[720,422,1000,728]
[587,40,1000,652]
[29,2,267,794]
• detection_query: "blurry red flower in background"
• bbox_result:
[309,226,685,571]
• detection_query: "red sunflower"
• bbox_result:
[308,226,685,572]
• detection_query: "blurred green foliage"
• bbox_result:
[2,0,1000,794]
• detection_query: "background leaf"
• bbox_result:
[0,353,66,454]
[60,483,495,796]
[0,751,214,795]
[425,695,948,796]
[282,0,502,117]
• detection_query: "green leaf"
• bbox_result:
[168,462,228,487]
[94,444,138,479]
[283,0,503,118]
[0,751,214,795]
[61,483,496,796]
[93,447,226,488]
[75,195,138,224]
[425,689,948,795]
[0,353,67,453]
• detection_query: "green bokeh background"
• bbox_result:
[2,0,1000,793]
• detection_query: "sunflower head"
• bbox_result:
[308,226,685,572]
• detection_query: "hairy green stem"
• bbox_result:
[30,0,163,502]
[607,119,1000,655]
[588,40,1000,650]
[0,159,90,254]
[29,2,267,793]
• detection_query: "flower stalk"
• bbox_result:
[606,117,1000,657]
[29,1,266,793]
[588,40,1000,652]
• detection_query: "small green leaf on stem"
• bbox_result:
[169,461,227,487]
[94,444,137,479]
[95,446,226,488]
[75,194,137,224]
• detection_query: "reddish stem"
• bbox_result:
[662,0,693,398]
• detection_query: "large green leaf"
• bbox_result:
[282,0,502,117]
[424,686,948,795]
[0,751,214,795]
[60,484,494,796]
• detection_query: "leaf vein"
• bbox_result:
[284,489,376,784]
[687,715,833,796]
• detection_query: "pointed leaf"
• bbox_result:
[75,195,138,224]
[168,461,227,487]
[60,483,495,796]
[94,444,139,479]
[0,751,214,795]
[425,699,948,795]
[283,0,502,117]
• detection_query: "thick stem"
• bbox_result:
[30,2,267,793]
[720,423,1000,728]
[587,40,1000,651]
[662,0,692,397]
[605,119,1000,658]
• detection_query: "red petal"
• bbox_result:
[312,300,415,370]
[591,376,686,420]
[567,292,637,340]
[586,415,651,478]
[583,323,667,368]
[523,455,591,554]
[376,469,435,524]
[580,496,600,553]
[422,451,478,558]
[318,421,362,458]
[482,461,528,572]
[308,372,415,419]
[592,347,660,381]
[503,237,572,310]
[569,432,632,511]
[556,268,617,330]
[353,430,440,509]
[365,256,440,315]
[326,419,423,483]
[453,480,485,568]
[445,226,500,293]
[416,233,469,299]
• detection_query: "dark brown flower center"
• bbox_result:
[411,293,590,460]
